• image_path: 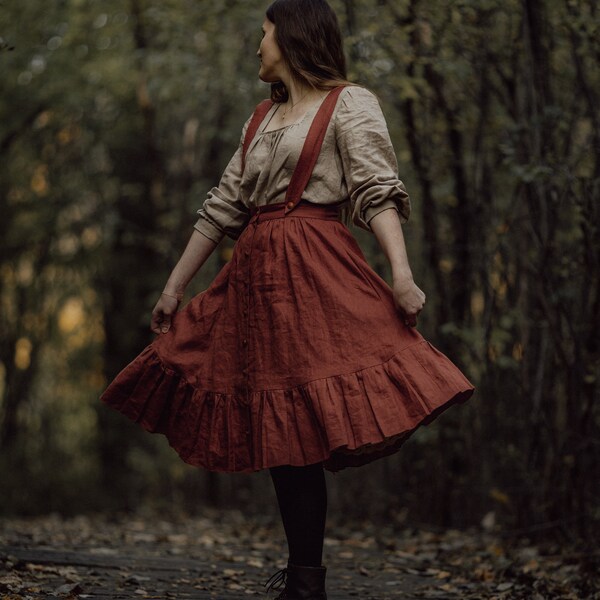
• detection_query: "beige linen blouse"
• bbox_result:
[194,86,411,244]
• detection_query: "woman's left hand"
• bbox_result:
[392,277,426,327]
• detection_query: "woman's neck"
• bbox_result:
[286,81,312,106]
[280,74,322,107]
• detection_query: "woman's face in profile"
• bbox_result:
[257,18,285,82]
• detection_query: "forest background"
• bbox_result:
[0,0,598,544]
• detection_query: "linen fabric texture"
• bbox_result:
[100,86,475,474]
[194,86,411,244]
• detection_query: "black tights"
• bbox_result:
[269,462,327,568]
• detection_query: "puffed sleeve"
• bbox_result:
[193,117,252,244]
[334,86,411,232]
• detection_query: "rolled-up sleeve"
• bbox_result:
[194,120,252,243]
[334,86,411,232]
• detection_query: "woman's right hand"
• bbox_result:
[151,293,181,334]
[149,230,217,334]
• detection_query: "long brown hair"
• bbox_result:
[265,0,354,103]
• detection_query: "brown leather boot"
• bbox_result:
[264,561,327,599]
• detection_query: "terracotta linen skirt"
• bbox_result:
[100,199,475,473]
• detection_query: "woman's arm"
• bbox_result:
[151,110,259,334]
[334,87,424,325]
[334,87,411,231]
[150,230,218,334]
[369,207,425,327]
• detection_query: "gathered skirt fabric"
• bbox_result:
[100,201,475,473]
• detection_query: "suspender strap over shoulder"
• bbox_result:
[240,86,346,207]
[284,86,346,213]
[242,99,273,171]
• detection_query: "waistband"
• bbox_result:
[249,200,341,224]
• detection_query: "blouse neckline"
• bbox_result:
[259,95,329,135]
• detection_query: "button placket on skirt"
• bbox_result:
[239,202,301,466]
[241,213,260,442]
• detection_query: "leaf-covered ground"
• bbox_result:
[0,510,597,599]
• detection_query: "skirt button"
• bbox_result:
[286,201,294,210]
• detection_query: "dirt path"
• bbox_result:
[0,510,596,599]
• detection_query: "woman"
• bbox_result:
[100,0,475,598]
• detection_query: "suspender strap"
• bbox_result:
[242,99,273,171]
[241,86,346,207]
[284,86,346,213]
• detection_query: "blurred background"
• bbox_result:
[0,0,598,544]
